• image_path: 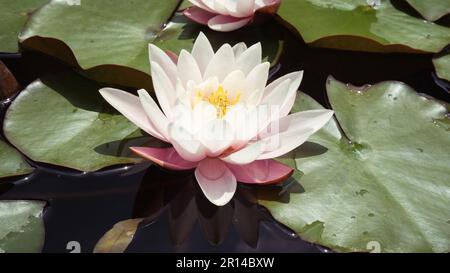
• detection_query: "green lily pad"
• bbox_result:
[405,0,450,22]
[19,0,283,89]
[0,140,33,179]
[3,70,153,172]
[276,0,450,53]
[433,54,450,82]
[0,200,46,253]
[259,79,450,252]
[0,0,48,53]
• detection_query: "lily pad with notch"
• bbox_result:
[3,69,156,172]
[259,79,450,252]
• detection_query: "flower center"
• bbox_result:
[195,85,241,118]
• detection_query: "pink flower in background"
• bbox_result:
[99,33,333,206]
[183,0,281,32]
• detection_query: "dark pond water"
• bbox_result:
[1,14,449,252]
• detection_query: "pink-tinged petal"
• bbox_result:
[99,88,167,141]
[235,0,255,17]
[149,44,177,87]
[227,159,293,185]
[137,89,170,139]
[150,61,176,119]
[255,0,280,14]
[165,50,178,64]
[191,32,215,76]
[183,6,217,26]
[208,15,252,32]
[195,158,237,206]
[258,109,334,159]
[221,141,263,165]
[130,147,198,170]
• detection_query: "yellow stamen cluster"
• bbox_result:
[195,85,241,118]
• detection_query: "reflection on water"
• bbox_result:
[0,164,323,253]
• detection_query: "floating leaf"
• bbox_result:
[0,139,33,179]
[19,0,283,88]
[94,218,143,253]
[3,70,154,172]
[276,0,450,53]
[0,200,46,253]
[433,54,450,82]
[259,79,450,252]
[405,0,450,22]
[0,0,48,53]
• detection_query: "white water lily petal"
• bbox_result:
[149,44,178,86]
[137,89,170,139]
[235,43,262,76]
[222,141,263,165]
[262,71,303,117]
[168,123,207,162]
[192,101,219,132]
[222,70,246,98]
[99,88,167,141]
[204,43,235,82]
[258,127,314,160]
[255,0,267,9]
[177,50,203,88]
[225,104,260,147]
[191,32,215,76]
[187,77,220,100]
[171,102,195,134]
[195,158,237,206]
[208,15,252,32]
[244,62,270,104]
[258,109,334,159]
[236,0,255,17]
[150,61,176,119]
[197,119,235,157]
[175,80,192,108]
[260,78,292,116]
[203,0,230,15]
[263,71,303,100]
[188,0,216,13]
[233,42,247,58]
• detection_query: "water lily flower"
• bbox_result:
[183,0,281,32]
[99,33,333,206]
